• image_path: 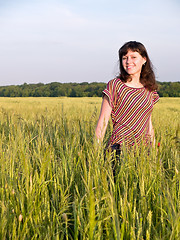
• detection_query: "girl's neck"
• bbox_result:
[126,76,144,88]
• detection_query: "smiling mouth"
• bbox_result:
[127,66,134,69]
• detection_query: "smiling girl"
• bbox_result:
[95,41,159,154]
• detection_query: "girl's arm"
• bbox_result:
[149,115,155,146]
[95,95,112,142]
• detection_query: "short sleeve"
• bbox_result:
[152,91,160,105]
[102,79,117,108]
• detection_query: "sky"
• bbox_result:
[0,0,180,86]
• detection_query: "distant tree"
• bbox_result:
[69,89,77,97]
[0,81,179,97]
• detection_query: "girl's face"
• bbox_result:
[122,50,146,78]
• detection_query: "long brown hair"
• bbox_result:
[118,41,158,91]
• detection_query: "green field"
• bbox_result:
[0,97,179,240]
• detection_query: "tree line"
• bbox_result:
[0,81,179,97]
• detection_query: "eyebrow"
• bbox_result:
[123,53,138,57]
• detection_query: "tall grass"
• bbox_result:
[0,97,179,239]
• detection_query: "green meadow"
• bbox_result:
[0,97,179,240]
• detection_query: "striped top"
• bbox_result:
[103,78,159,148]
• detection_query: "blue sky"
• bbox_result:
[0,0,179,86]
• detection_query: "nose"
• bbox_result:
[126,57,132,64]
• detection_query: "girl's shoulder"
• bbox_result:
[108,77,121,83]
[107,78,123,87]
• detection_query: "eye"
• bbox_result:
[122,57,127,60]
